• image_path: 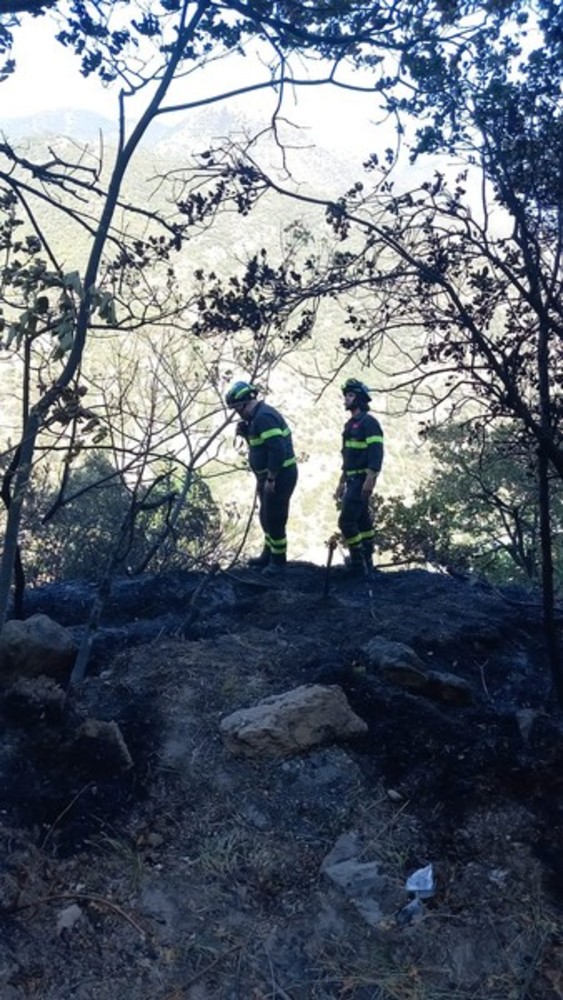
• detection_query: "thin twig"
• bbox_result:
[41,783,94,849]
[225,485,259,571]
[478,658,491,699]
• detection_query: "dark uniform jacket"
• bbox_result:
[240,402,296,479]
[341,411,384,477]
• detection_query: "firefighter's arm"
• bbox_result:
[259,415,286,479]
[364,416,384,493]
[361,469,378,499]
[334,472,346,503]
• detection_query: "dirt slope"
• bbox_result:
[1,564,562,999]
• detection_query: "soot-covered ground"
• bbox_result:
[0,562,562,999]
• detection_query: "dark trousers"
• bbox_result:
[338,475,375,566]
[256,465,298,565]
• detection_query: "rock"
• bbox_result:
[220,684,368,757]
[387,788,403,802]
[321,833,401,927]
[324,857,387,925]
[362,637,426,671]
[321,830,359,866]
[380,661,430,692]
[425,670,474,706]
[70,719,133,773]
[0,614,76,681]
[56,903,84,935]
[361,638,473,704]
[362,638,428,690]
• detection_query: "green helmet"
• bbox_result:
[341,378,372,403]
[225,380,259,407]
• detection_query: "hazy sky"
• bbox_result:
[1,16,391,158]
[2,18,114,118]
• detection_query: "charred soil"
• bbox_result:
[0,563,562,1000]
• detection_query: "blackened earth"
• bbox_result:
[0,562,562,1000]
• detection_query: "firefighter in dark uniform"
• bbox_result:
[226,381,298,576]
[334,378,384,574]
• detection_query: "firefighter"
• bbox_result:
[334,378,384,574]
[225,381,298,576]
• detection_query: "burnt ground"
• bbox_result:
[1,562,562,1000]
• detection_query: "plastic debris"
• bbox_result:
[488,867,508,885]
[395,896,424,927]
[405,862,435,899]
[395,863,436,927]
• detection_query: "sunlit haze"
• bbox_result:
[1,16,388,158]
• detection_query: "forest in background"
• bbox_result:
[0,107,433,572]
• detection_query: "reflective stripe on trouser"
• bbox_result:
[338,475,375,564]
[266,533,287,555]
[256,464,298,566]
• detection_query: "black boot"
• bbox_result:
[344,553,364,577]
[247,547,270,568]
[361,547,374,573]
[262,555,286,577]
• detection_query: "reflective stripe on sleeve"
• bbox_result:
[344,435,384,449]
[249,427,292,445]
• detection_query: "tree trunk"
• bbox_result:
[538,448,563,709]
[0,0,206,626]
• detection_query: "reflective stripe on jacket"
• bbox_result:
[244,401,296,477]
[342,411,384,477]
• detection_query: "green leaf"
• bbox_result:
[63,271,83,295]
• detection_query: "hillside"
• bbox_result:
[0,562,562,999]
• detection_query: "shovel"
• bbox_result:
[322,535,338,599]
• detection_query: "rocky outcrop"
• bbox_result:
[220,683,368,757]
[362,636,473,705]
[0,614,76,681]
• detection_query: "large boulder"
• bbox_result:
[0,614,76,681]
[220,683,368,757]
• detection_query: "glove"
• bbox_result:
[334,482,345,503]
